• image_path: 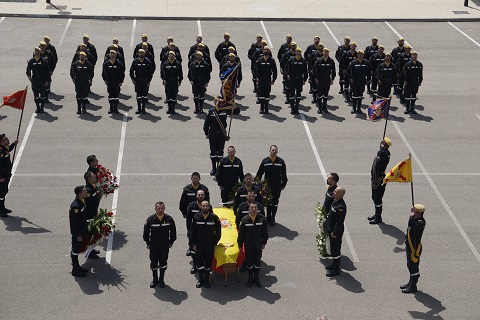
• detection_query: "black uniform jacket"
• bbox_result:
[189,213,221,248]
[237,214,268,250]
[324,198,347,238]
[143,213,177,249]
[256,156,288,189]
[69,198,88,237]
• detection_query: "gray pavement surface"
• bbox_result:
[1,17,480,320]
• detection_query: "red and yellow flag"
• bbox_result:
[2,89,27,110]
[384,156,412,184]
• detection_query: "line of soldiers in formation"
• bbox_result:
[25,32,423,116]
[70,146,286,289]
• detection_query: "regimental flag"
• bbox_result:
[215,63,240,111]
[367,98,390,121]
[384,156,413,184]
[1,88,27,110]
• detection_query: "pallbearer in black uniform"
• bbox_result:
[232,173,262,214]
[368,138,392,224]
[189,201,221,288]
[323,187,346,277]
[179,172,210,218]
[216,146,244,204]
[186,189,206,274]
[237,202,268,287]
[143,201,177,288]
[401,204,426,293]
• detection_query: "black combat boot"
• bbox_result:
[158,268,166,288]
[402,275,419,293]
[135,99,142,114]
[71,254,87,277]
[322,99,329,113]
[246,268,254,287]
[253,269,263,288]
[410,100,417,114]
[196,269,204,288]
[400,278,411,289]
[150,269,158,288]
[82,100,87,114]
[77,100,83,114]
[204,270,211,288]
[326,257,341,277]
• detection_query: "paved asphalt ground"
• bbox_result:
[1,17,480,320]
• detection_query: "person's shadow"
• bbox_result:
[1,215,51,234]
[378,223,405,245]
[269,223,299,240]
[36,112,59,122]
[75,258,128,294]
[100,230,128,251]
[153,286,188,305]
[408,291,446,319]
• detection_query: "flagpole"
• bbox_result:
[12,86,27,163]
[382,96,391,139]
[226,108,233,139]
[408,153,414,206]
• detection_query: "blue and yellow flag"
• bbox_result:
[215,64,240,111]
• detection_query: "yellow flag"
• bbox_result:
[383,157,412,184]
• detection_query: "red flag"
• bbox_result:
[2,89,27,110]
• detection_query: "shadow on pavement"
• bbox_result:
[330,270,364,293]
[378,222,405,245]
[148,93,162,102]
[49,92,65,101]
[119,93,132,100]
[153,285,188,305]
[36,112,58,122]
[79,113,102,122]
[100,230,128,251]
[89,92,104,100]
[201,262,280,305]
[269,223,299,240]
[75,258,128,294]
[321,109,345,122]
[44,102,63,112]
[0,115,6,121]
[410,112,433,122]
[262,111,286,123]
[168,109,192,122]
[297,113,317,123]
[138,113,162,123]
[1,215,51,234]
[408,291,446,319]
[117,102,133,112]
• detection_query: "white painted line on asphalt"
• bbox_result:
[301,114,359,263]
[130,19,136,48]
[448,22,480,48]
[106,112,128,265]
[392,121,480,263]
[476,113,480,121]
[13,172,480,177]
[0,17,5,24]
[58,18,72,47]
[384,22,411,47]
[322,21,340,46]
[197,20,202,36]
[260,21,273,48]
[9,113,36,188]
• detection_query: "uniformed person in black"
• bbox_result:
[161,51,183,114]
[237,202,268,287]
[248,34,263,93]
[143,201,177,288]
[397,45,412,104]
[188,43,212,71]
[322,173,339,214]
[235,189,264,228]
[335,36,351,94]
[214,32,236,65]
[160,42,182,65]
[69,186,89,277]
[256,145,288,226]
[286,47,308,115]
[0,134,18,217]
[188,35,210,59]
[216,146,245,204]
[233,172,263,214]
[402,51,423,114]
[186,189,206,274]
[401,204,426,294]
[104,38,125,58]
[306,41,325,104]
[26,47,51,114]
[340,42,358,103]
[220,53,242,90]
[364,36,379,94]
[219,47,240,72]
[368,45,385,96]
[251,40,268,103]
[189,201,221,288]
[130,49,153,115]
[134,34,155,59]
[280,42,297,104]
[254,46,277,114]
[80,34,98,67]
[277,34,293,95]
[204,106,233,175]
[104,44,125,67]
[312,48,336,114]
[72,44,95,67]
[84,171,101,259]
[347,50,371,114]
[102,50,125,114]
[391,37,406,94]
[138,42,156,76]
[188,51,211,114]
[368,138,392,224]
[179,172,210,218]
[304,36,322,97]
[323,187,347,277]
[39,41,55,103]
[44,36,58,75]
[373,53,396,102]
[71,52,94,114]
[86,154,98,175]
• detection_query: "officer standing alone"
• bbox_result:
[0,134,18,217]
[368,138,392,224]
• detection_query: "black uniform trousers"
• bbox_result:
[71,235,84,255]
[32,80,46,102]
[289,78,303,102]
[267,187,282,220]
[150,247,169,270]
[209,134,226,163]
[377,81,393,99]
[317,81,331,100]
[0,181,9,209]
[330,235,342,260]
[107,82,121,101]
[75,81,89,101]
[406,246,421,275]
[135,78,149,100]
[192,80,207,104]
[245,247,262,269]
[195,246,214,271]
[404,83,419,109]
[165,81,179,103]
[257,79,272,102]
[371,75,379,92]
[351,81,366,99]
[371,182,386,216]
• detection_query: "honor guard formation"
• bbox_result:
[1,30,428,298]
